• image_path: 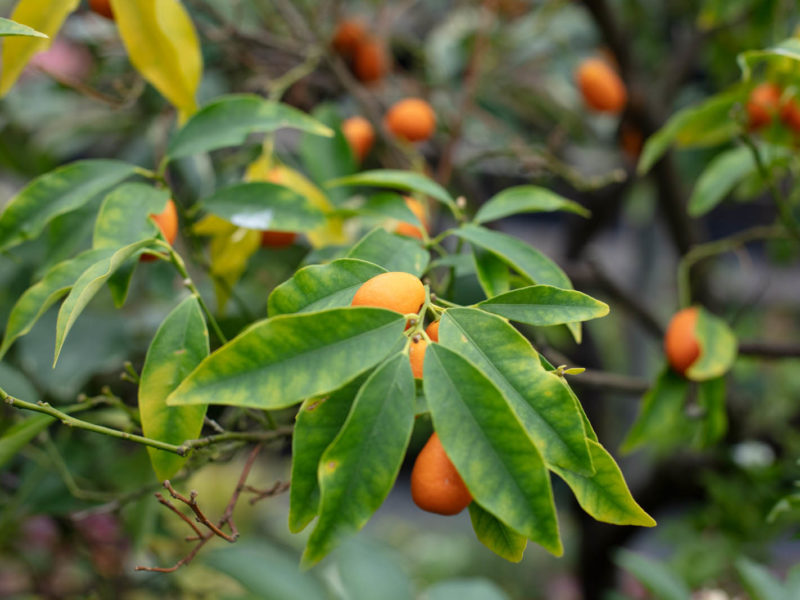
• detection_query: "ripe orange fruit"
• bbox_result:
[141,199,178,262]
[664,307,701,376]
[575,58,627,114]
[411,433,472,515]
[425,320,439,342]
[89,0,114,19]
[409,337,427,378]
[351,272,425,315]
[395,197,428,239]
[332,19,367,58]
[780,96,800,133]
[384,98,436,142]
[747,83,782,130]
[342,116,375,162]
[353,38,389,83]
[260,230,296,248]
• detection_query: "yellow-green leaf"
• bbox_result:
[0,0,79,96]
[110,0,202,123]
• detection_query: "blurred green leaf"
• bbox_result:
[472,247,510,299]
[356,192,425,229]
[0,414,52,470]
[688,146,756,216]
[738,37,800,80]
[167,94,333,160]
[615,550,692,600]
[268,258,386,317]
[0,17,47,38]
[478,285,609,326]
[468,503,527,563]
[0,160,138,252]
[167,308,404,409]
[139,297,209,481]
[333,538,414,600]
[328,170,456,214]
[346,228,430,276]
[422,578,511,600]
[621,367,689,453]
[475,185,590,223]
[735,557,787,600]
[696,376,727,447]
[686,307,737,381]
[299,105,357,205]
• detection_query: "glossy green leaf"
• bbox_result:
[327,170,456,213]
[738,37,800,80]
[139,297,209,481]
[688,146,755,216]
[551,440,655,527]
[423,344,562,555]
[736,558,787,600]
[539,354,599,443]
[616,550,692,600]
[479,285,609,326]
[0,414,52,470]
[268,259,386,317]
[0,248,112,359]
[467,503,527,563]
[472,247,510,299]
[167,94,333,160]
[686,307,738,381]
[424,578,511,600]
[439,308,593,474]
[167,308,405,409]
[54,239,157,366]
[0,0,79,96]
[346,228,429,276]
[637,90,741,175]
[0,17,47,38]
[289,379,364,533]
[0,160,138,252]
[475,186,589,223]
[204,541,327,600]
[200,182,326,232]
[621,367,689,453]
[303,353,415,565]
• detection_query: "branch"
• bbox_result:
[738,341,800,359]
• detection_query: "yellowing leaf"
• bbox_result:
[245,156,348,248]
[0,0,80,96]
[110,0,202,123]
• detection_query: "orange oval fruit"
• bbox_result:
[342,116,375,162]
[384,98,436,142]
[747,83,782,130]
[89,0,114,19]
[780,96,800,133]
[332,19,367,58]
[575,58,627,114]
[351,272,425,315]
[141,199,178,262]
[260,230,296,248]
[664,307,700,376]
[395,197,428,239]
[411,433,472,515]
[353,38,389,83]
[409,338,427,379]
[425,320,439,342]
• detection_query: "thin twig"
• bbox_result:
[155,492,205,539]
[246,480,291,505]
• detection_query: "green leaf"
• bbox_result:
[268,259,386,317]
[467,503,527,563]
[479,285,609,326]
[327,170,456,214]
[289,379,363,533]
[0,248,112,359]
[423,344,562,555]
[166,308,405,410]
[688,146,756,216]
[475,186,589,223]
[736,558,787,600]
[299,105,357,205]
[738,37,800,80]
[472,247,510,299]
[303,353,415,565]
[0,159,138,252]
[0,414,53,470]
[0,17,47,38]
[333,538,414,600]
[615,550,692,600]
[686,307,738,381]
[696,376,727,447]
[139,297,209,482]
[356,192,424,229]
[346,228,430,276]
[166,94,333,160]
[439,308,593,474]
[204,541,327,600]
[423,578,511,600]
[537,354,598,442]
[551,440,655,527]
[637,90,741,175]
[621,367,689,453]
[200,182,326,232]
[54,239,157,366]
